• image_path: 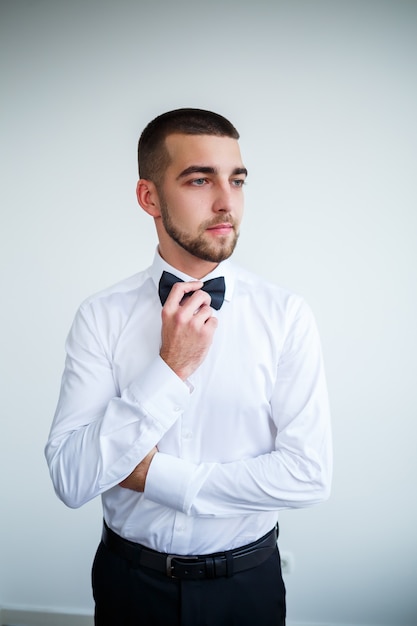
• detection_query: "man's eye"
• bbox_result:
[191,178,207,186]
[232,179,245,188]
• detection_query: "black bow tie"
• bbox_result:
[158,271,225,310]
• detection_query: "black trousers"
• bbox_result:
[92,540,286,626]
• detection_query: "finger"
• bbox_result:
[193,311,218,336]
[164,280,203,308]
[190,302,214,322]
[180,288,212,312]
[204,315,218,330]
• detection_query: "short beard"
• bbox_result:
[159,197,239,264]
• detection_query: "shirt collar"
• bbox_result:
[149,248,235,303]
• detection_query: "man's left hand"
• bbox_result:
[119,447,157,492]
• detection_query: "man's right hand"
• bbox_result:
[159,281,218,380]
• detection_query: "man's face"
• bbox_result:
[156,133,247,266]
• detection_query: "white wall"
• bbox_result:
[1,1,416,625]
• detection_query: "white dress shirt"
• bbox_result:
[45,251,332,555]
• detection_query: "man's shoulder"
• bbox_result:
[231,263,316,330]
[79,267,152,310]
[233,263,302,303]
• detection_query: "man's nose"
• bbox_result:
[212,182,233,213]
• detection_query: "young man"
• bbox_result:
[45,108,332,625]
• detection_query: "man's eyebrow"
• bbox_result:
[232,167,248,177]
[176,165,248,180]
[177,166,216,179]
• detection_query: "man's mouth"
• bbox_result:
[206,223,234,235]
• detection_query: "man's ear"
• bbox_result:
[136,179,161,218]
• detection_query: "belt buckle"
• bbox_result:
[166,554,199,578]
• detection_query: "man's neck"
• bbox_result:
[157,246,220,280]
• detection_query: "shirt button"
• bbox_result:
[174,406,181,412]
[182,430,192,440]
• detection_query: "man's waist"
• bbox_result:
[102,520,278,580]
[102,499,278,554]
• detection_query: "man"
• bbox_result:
[45,108,332,625]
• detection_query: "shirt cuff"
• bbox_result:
[127,356,191,431]
[145,452,196,512]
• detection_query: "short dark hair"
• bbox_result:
[138,108,240,186]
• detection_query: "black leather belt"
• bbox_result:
[102,521,278,580]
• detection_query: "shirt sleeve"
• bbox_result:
[45,302,190,509]
[144,299,332,517]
